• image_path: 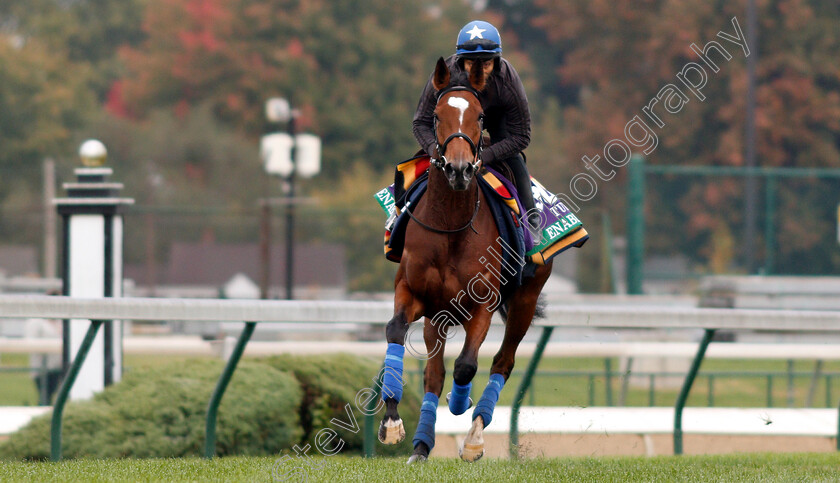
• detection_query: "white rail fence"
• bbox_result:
[1,295,840,458]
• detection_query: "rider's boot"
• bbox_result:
[508,154,542,245]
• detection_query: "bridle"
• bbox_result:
[405,85,484,235]
[430,86,485,173]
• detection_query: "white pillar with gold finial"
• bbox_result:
[54,140,134,400]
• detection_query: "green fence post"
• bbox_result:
[604,358,613,406]
[204,321,256,459]
[837,398,840,451]
[363,363,385,458]
[51,320,104,461]
[626,155,645,294]
[600,211,617,294]
[39,357,49,406]
[767,375,774,408]
[649,374,655,406]
[510,326,553,459]
[673,329,716,455]
[619,357,633,407]
[826,375,832,409]
[707,376,714,407]
[786,360,795,408]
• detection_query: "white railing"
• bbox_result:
[1,294,839,329]
[2,294,839,459]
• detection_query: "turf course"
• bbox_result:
[1,454,839,482]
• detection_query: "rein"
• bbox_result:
[403,187,481,235]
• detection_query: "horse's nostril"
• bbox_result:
[464,164,474,176]
[444,164,455,177]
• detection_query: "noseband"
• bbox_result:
[430,86,485,172]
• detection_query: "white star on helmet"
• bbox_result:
[466,25,486,40]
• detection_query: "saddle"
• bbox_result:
[374,155,589,272]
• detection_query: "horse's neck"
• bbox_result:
[424,167,479,230]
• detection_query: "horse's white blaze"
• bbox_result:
[447,96,469,131]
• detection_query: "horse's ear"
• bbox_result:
[433,57,450,91]
[469,58,486,92]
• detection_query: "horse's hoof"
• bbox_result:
[445,392,474,410]
[378,418,405,445]
[459,442,484,463]
[407,453,428,464]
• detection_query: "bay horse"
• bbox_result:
[378,57,553,463]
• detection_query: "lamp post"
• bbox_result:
[260,98,320,300]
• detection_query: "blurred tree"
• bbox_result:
[0,0,147,100]
[485,0,578,105]
[535,0,840,274]
[305,162,396,292]
[0,34,95,196]
[118,0,477,179]
[81,104,266,265]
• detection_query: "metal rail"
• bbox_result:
[673,329,716,455]
[509,326,553,459]
[0,295,836,460]
[2,295,840,330]
[50,320,103,461]
[204,322,256,459]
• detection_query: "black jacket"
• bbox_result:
[412,55,531,166]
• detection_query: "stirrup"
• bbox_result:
[527,213,543,245]
[384,212,397,232]
[445,392,473,409]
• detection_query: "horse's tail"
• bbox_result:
[497,295,546,324]
[534,296,547,319]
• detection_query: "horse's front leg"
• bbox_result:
[469,264,552,459]
[407,316,450,463]
[378,279,423,445]
[450,311,492,462]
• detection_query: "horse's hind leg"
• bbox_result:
[488,263,551,378]
[463,263,553,462]
[379,280,423,445]
[407,317,449,463]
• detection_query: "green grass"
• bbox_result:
[1,454,839,482]
[0,354,39,406]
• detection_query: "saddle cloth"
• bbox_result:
[374,155,589,269]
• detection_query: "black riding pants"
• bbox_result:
[496,154,536,218]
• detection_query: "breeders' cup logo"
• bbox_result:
[530,181,557,213]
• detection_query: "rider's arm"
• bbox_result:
[413,76,439,158]
[482,61,531,166]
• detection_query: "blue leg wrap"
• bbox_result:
[381,343,405,402]
[472,373,505,427]
[412,392,439,450]
[448,381,472,415]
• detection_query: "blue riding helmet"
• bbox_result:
[455,20,502,59]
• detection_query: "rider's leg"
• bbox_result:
[504,154,543,243]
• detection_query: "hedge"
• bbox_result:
[0,353,425,460]
[0,359,302,460]
[262,353,421,456]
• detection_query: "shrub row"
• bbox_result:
[0,353,419,460]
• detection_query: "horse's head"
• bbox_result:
[431,57,486,191]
